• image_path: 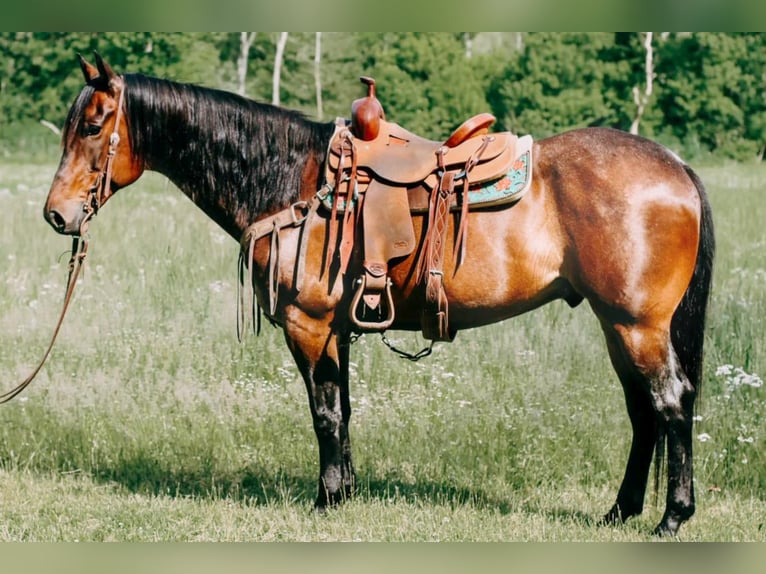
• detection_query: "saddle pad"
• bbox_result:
[321,134,533,213]
[459,133,533,209]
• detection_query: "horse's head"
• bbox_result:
[44,53,143,235]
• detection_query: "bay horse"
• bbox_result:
[43,54,714,536]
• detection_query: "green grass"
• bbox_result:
[0,158,764,541]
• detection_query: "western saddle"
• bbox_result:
[324,77,531,341]
[239,76,532,342]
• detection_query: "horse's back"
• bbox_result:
[536,127,690,183]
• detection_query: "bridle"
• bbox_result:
[0,80,125,404]
[87,78,126,221]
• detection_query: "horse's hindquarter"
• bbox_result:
[388,128,702,332]
[538,128,701,327]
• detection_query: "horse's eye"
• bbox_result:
[82,124,102,137]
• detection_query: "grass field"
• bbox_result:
[0,155,764,541]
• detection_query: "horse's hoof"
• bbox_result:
[653,518,681,538]
[600,505,624,526]
[600,503,641,527]
[314,487,349,511]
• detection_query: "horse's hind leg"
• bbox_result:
[283,308,356,508]
[600,326,659,524]
[600,322,696,536]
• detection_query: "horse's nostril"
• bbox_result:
[47,209,67,232]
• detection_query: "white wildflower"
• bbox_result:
[715,364,733,376]
[729,368,763,389]
[697,433,712,443]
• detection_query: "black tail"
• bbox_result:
[654,164,716,499]
[672,165,715,394]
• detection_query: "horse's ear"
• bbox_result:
[93,51,122,93]
[78,53,99,83]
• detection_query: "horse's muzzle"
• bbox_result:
[43,199,87,235]
[45,208,67,233]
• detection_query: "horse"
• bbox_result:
[43,54,714,537]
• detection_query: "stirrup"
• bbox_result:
[349,273,395,332]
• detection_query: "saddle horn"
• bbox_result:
[351,77,385,141]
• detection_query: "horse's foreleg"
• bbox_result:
[602,323,695,536]
[337,333,356,499]
[283,309,355,509]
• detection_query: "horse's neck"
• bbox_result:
[133,81,326,240]
[148,144,311,242]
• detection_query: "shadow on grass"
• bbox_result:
[88,452,317,506]
[83,450,607,527]
[521,504,597,527]
[358,473,520,515]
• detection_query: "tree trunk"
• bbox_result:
[630,32,654,136]
[272,32,289,106]
[513,32,524,52]
[237,32,256,97]
[314,32,324,120]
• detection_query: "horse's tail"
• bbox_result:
[654,164,716,499]
[673,165,716,392]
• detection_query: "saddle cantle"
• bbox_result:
[322,77,534,339]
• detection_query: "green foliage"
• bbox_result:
[2,32,766,160]
[353,33,491,139]
[656,33,766,160]
[488,33,618,136]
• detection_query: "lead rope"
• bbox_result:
[0,79,125,404]
[0,223,90,404]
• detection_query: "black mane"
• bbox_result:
[90,73,334,234]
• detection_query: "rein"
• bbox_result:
[0,80,125,404]
[0,234,89,404]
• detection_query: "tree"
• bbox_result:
[656,33,762,159]
[272,32,288,106]
[237,33,256,96]
[2,32,765,161]
[630,32,654,135]
[353,32,491,139]
[487,33,617,137]
[314,32,323,120]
